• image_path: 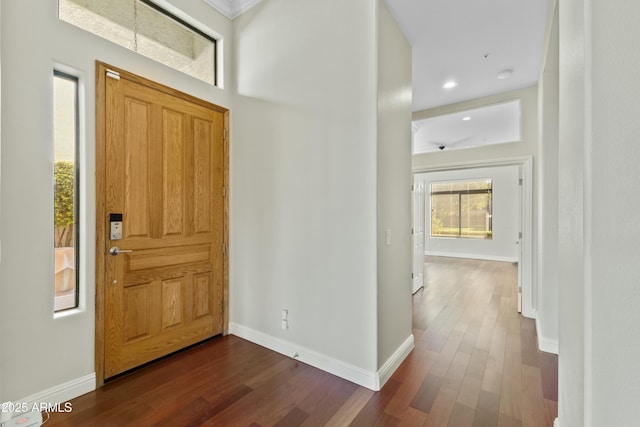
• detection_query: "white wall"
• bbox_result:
[536,1,559,355]
[0,0,232,403]
[0,0,3,407]
[230,0,412,389]
[557,0,586,422]
[416,166,520,262]
[376,0,413,374]
[590,0,640,422]
[230,0,380,379]
[557,0,640,424]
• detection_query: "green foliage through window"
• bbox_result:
[54,71,79,312]
[55,161,75,248]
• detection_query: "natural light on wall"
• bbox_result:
[58,0,217,85]
[54,72,79,312]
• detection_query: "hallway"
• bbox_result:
[406,256,558,425]
[45,257,557,426]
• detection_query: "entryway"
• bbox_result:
[94,62,229,384]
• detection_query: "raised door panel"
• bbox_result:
[123,283,153,343]
[161,277,186,331]
[193,272,212,320]
[193,117,213,235]
[101,64,225,379]
[162,108,186,238]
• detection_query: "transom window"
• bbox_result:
[430,179,493,239]
[59,0,217,85]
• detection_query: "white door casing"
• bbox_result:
[412,180,425,294]
[412,156,534,318]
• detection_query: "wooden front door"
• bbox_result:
[96,63,228,381]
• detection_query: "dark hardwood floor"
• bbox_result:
[46,257,557,426]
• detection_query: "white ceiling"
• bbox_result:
[412,100,521,153]
[203,0,548,153]
[202,0,262,19]
[384,0,548,112]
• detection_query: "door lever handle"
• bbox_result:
[109,246,133,256]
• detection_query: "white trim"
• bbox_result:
[376,335,414,389]
[535,316,559,354]
[0,373,95,421]
[413,156,535,319]
[425,251,518,263]
[149,0,224,40]
[229,323,380,390]
[553,418,560,427]
[0,407,12,423]
[202,0,263,19]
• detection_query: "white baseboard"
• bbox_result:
[376,335,414,389]
[425,251,517,263]
[1,373,95,421]
[535,316,559,355]
[230,323,388,390]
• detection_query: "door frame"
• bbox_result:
[94,62,229,387]
[411,179,425,294]
[412,155,534,318]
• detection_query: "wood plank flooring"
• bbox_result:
[46,257,557,426]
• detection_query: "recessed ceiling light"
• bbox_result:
[442,81,457,89]
[497,69,513,80]
[462,116,471,121]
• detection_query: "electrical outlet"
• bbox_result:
[281,309,289,330]
[2,411,42,426]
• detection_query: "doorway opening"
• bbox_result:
[412,157,533,318]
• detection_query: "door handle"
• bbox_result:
[109,246,133,256]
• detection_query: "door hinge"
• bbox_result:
[518,231,523,239]
[518,178,523,186]
[411,273,415,279]
[223,128,228,140]
[223,186,226,197]
[106,69,121,80]
[222,243,226,255]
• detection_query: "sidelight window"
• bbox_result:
[430,179,493,239]
[54,71,80,312]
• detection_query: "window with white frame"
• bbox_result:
[430,179,493,239]
[54,71,80,312]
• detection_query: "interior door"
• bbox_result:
[517,170,523,313]
[412,180,425,293]
[98,64,227,379]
